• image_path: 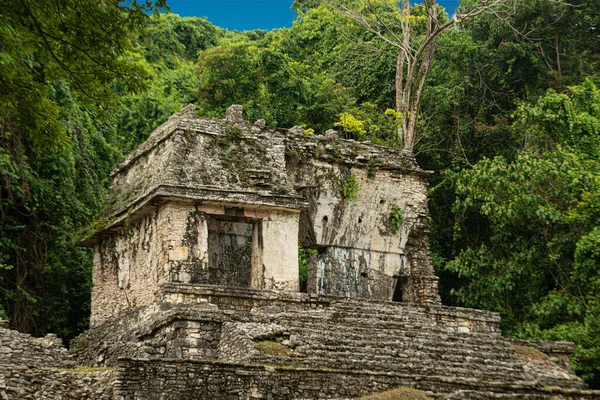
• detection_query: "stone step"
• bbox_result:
[273,311,495,334]
[282,323,511,350]
[250,353,528,381]
[300,341,521,364]
[442,391,549,399]
[294,337,515,358]
[295,346,525,372]
[286,323,506,342]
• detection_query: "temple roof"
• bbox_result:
[82,104,430,245]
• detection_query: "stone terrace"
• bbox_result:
[68,284,597,399]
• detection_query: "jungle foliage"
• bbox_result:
[0,0,599,386]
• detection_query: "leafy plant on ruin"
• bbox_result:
[298,243,317,291]
[389,206,404,232]
[341,173,361,200]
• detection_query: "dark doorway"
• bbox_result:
[207,218,254,287]
[392,276,407,302]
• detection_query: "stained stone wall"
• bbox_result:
[73,285,506,370]
[91,208,162,327]
[113,358,599,400]
[5,294,597,400]
[0,366,115,400]
[283,126,439,303]
[91,200,300,327]
[0,320,74,368]
[291,159,437,303]
[91,202,192,327]
[0,318,114,400]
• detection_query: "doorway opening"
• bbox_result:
[392,276,407,302]
[207,216,256,287]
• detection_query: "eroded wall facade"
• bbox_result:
[289,146,439,303]
[89,106,441,324]
[91,201,300,326]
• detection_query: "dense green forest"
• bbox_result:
[1,0,599,387]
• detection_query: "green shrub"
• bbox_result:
[389,205,403,232]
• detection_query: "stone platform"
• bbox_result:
[63,284,598,399]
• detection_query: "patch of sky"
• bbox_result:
[165,0,460,31]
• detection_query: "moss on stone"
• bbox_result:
[357,387,433,400]
[255,340,295,357]
[512,344,555,367]
[51,366,114,373]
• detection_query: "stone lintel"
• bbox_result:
[81,187,307,246]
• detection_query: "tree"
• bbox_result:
[196,43,349,131]
[331,0,521,151]
[0,0,166,336]
[447,80,600,386]
[463,0,600,89]
[137,13,220,67]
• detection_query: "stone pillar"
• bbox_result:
[259,211,300,291]
[403,275,441,305]
[158,203,208,284]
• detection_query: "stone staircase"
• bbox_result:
[241,300,585,392]
[65,288,598,399]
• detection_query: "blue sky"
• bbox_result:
[166,0,461,31]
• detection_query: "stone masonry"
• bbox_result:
[82,104,440,326]
[0,316,115,399]
[3,105,599,399]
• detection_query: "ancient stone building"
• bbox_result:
[2,104,599,399]
[82,104,440,327]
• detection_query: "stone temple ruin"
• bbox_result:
[83,103,440,329]
[1,104,599,399]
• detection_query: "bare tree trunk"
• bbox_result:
[404,0,438,151]
[555,34,562,78]
[395,52,403,113]
[396,0,410,144]
[333,0,513,151]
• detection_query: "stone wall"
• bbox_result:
[91,199,302,327]
[158,284,494,332]
[75,285,506,369]
[5,297,599,400]
[0,319,115,400]
[509,338,577,373]
[85,104,441,323]
[0,365,115,400]
[113,358,599,400]
[510,339,582,389]
[0,321,74,368]
[91,208,164,327]
[217,322,286,363]
[286,129,440,304]
[91,202,203,327]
